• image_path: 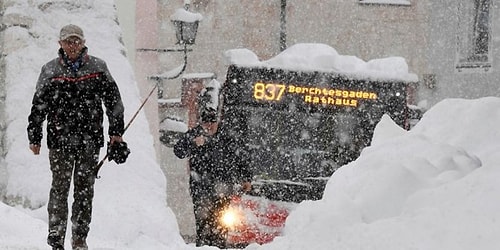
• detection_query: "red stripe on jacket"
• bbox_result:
[52,72,101,82]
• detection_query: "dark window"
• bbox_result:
[457,0,492,71]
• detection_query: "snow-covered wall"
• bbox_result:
[0,0,6,200]
[0,1,188,248]
[0,0,39,203]
[0,0,158,207]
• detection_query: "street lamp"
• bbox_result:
[138,2,202,98]
[165,2,202,79]
[172,4,200,46]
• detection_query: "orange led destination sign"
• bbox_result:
[253,82,378,107]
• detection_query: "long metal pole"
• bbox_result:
[95,83,158,178]
[280,0,287,51]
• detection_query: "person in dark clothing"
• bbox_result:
[27,24,125,250]
[174,107,252,248]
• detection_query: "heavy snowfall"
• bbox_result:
[1,0,500,250]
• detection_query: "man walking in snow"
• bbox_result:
[27,24,125,250]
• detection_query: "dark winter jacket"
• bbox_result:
[27,47,124,149]
[174,125,252,195]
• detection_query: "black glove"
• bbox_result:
[107,141,130,164]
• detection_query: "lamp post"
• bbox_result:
[138,2,202,98]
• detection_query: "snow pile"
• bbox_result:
[250,97,500,250]
[225,43,418,82]
[170,6,203,22]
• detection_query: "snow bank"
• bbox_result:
[251,97,500,250]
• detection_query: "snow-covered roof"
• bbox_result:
[224,43,418,82]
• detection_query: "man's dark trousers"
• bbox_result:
[47,146,99,245]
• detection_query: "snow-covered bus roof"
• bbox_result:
[224,43,418,83]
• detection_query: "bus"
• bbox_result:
[160,45,419,247]
[219,64,417,201]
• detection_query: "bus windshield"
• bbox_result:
[220,65,413,202]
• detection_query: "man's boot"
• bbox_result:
[71,238,88,250]
[47,230,64,250]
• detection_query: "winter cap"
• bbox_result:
[200,107,218,123]
[60,24,84,40]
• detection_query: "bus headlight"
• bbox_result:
[220,207,244,229]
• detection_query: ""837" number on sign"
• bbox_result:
[253,83,286,101]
